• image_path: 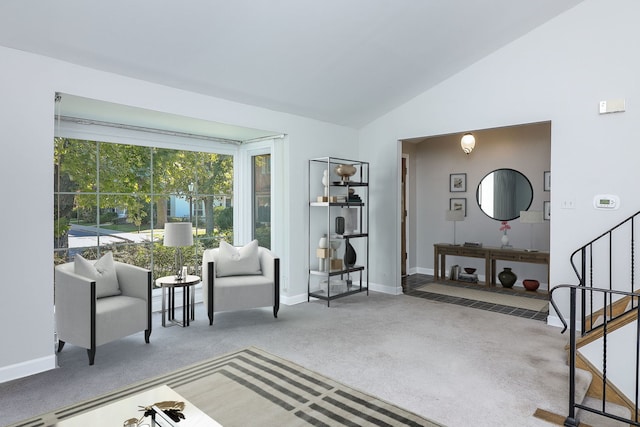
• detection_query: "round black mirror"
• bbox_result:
[476,168,533,221]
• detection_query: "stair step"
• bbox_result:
[577,397,631,427]
[575,368,592,404]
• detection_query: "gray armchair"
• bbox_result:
[54,260,152,365]
[202,246,279,325]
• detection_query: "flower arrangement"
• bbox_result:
[499,221,511,235]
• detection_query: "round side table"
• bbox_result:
[156,275,200,327]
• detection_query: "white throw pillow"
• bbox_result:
[74,251,121,298]
[216,240,262,277]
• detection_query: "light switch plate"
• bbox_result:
[599,99,625,114]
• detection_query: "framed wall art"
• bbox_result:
[450,173,467,192]
[450,198,467,217]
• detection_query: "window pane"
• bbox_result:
[54,137,235,281]
[253,154,271,249]
[99,143,151,194]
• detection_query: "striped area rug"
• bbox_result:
[415,283,548,312]
[10,347,443,427]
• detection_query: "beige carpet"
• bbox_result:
[416,283,549,312]
[10,347,444,427]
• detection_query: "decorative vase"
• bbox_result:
[318,234,328,272]
[344,241,357,267]
[501,233,510,248]
[335,216,345,235]
[498,267,517,288]
[523,279,540,291]
[334,164,357,182]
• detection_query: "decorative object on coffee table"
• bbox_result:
[523,279,540,291]
[498,267,517,288]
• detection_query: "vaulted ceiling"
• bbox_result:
[0,0,583,128]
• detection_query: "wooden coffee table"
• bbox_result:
[54,384,221,426]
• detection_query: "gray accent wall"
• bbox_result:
[404,122,551,284]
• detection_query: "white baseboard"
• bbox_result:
[547,314,566,329]
[413,267,433,275]
[546,314,577,330]
[0,354,56,384]
[369,281,403,295]
[281,293,308,306]
[284,281,403,305]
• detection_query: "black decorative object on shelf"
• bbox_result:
[344,240,357,267]
[335,216,345,235]
[347,188,362,203]
[498,267,517,288]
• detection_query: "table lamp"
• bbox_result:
[519,210,543,252]
[164,222,194,280]
[446,209,464,245]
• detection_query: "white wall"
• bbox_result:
[0,45,358,382]
[360,0,640,324]
[406,122,551,286]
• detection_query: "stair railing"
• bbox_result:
[550,210,640,426]
[570,211,639,332]
[550,284,640,426]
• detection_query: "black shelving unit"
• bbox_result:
[308,157,369,306]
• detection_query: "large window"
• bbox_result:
[253,154,271,248]
[54,138,234,282]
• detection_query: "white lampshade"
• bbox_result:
[446,209,464,245]
[519,210,543,224]
[163,222,194,247]
[446,210,464,222]
[460,133,475,154]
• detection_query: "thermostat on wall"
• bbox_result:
[593,194,620,210]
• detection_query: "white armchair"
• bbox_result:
[202,242,279,325]
[54,257,152,365]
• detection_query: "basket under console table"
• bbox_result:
[433,243,549,288]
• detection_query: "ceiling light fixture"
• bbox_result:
[461,133,475,154]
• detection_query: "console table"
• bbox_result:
[433,243,549,288]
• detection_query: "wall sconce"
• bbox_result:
[461,133,475,154]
